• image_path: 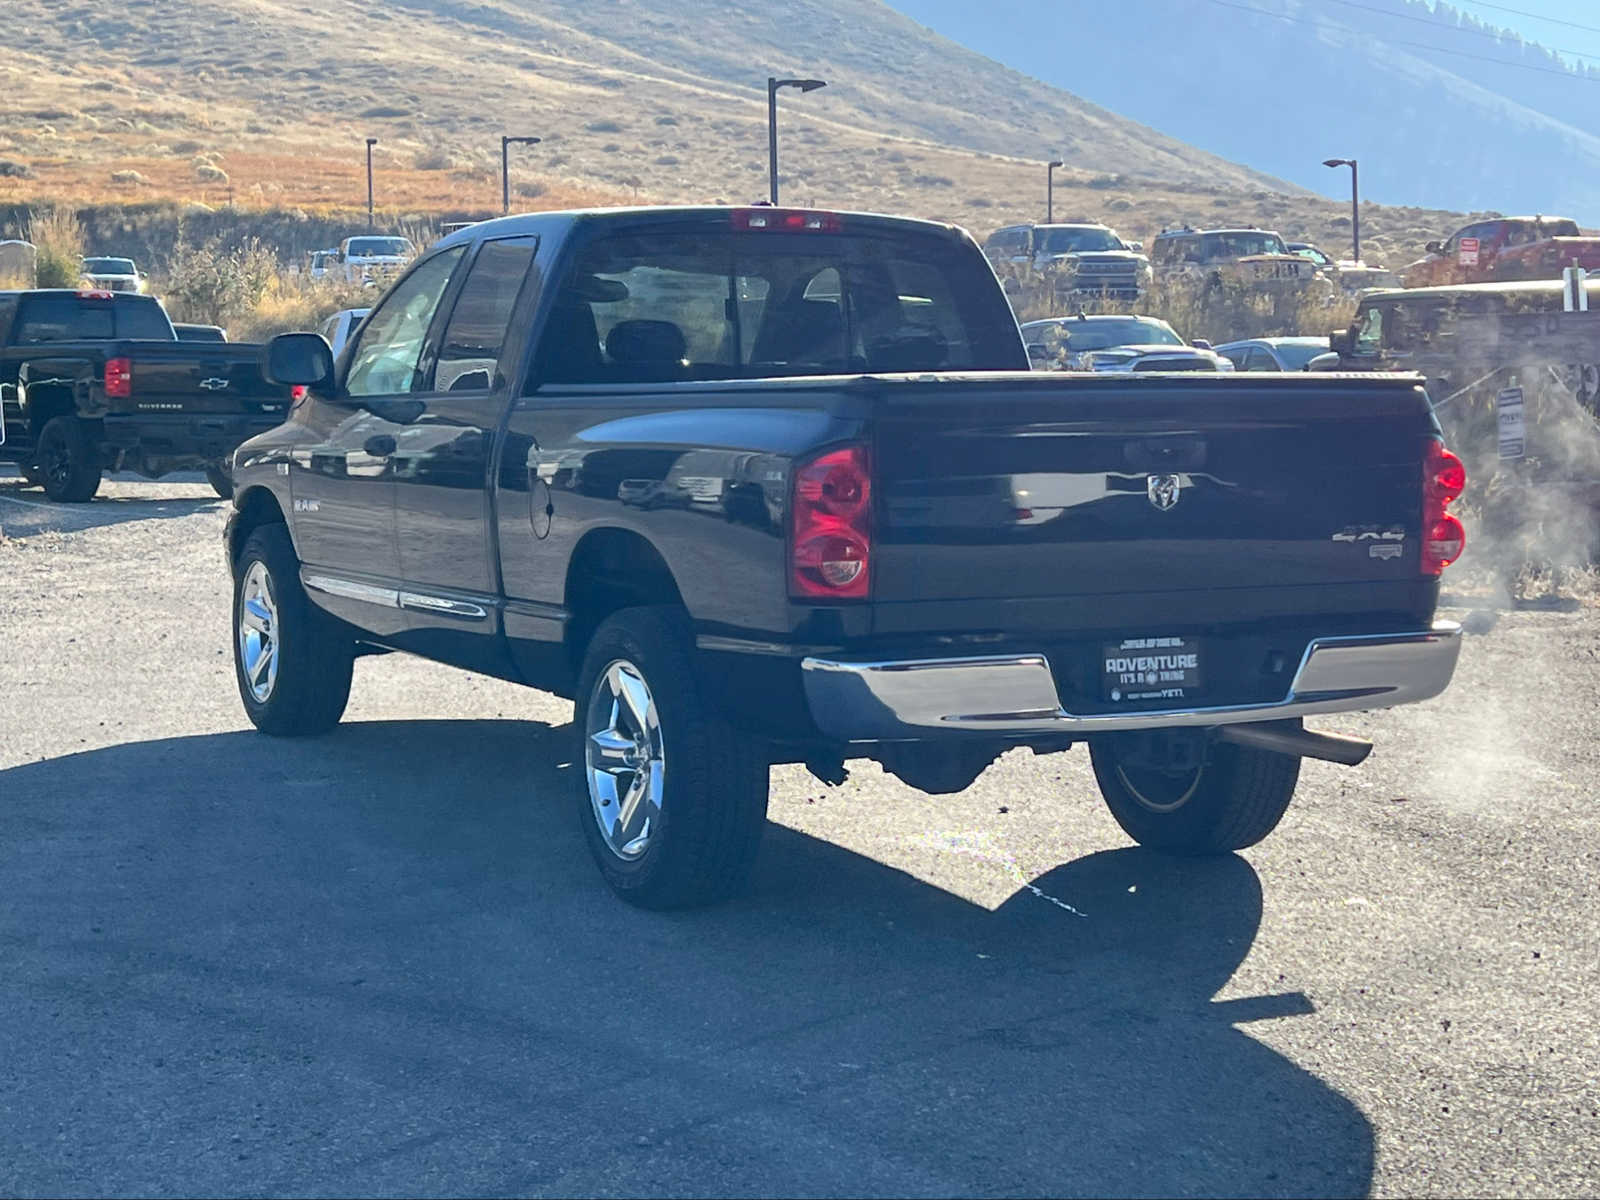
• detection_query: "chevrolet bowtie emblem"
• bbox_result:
[199,377,230,391]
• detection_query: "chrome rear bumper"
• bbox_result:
[800,622,1461,742]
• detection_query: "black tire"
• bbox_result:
[1090,736,1300,855]
[20,465,43,488]
[232,523,353,736]
[205,463,234,499]
[575,606,769,909]
[36,415,102,503]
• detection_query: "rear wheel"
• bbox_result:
[233,523,353,736]
[36,416,102,502]
[576,607,770,909]
[1091,734,1300,854]
[205,463,234,499]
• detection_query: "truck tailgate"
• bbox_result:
[869,372,1437,633]
[126,345,287,414]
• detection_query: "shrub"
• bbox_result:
[161,234,279,327]
[513,179,546,199]
[415,146,453,171]
[587,119,624,133]
[26,208,85,288]
[0,159,32,178]
[360,105,410,119]
[111,169,148,186]
[195,163,229,184]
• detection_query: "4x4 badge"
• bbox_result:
[1147,473,1182,511]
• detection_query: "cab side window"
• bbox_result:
[343,246,466,398]
[429,237,538,393]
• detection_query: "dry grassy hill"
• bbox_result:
[0,0,1474,269]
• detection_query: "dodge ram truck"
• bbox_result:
[0,289,292,500]
[227,206,1467,909]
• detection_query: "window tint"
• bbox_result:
[431,237,537,392]
[537,227,1023,384]
[343,247,465,397]
[1244,348,1278,372]
[14,294,171,342]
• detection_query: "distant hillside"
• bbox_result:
[0,0,1474,273]
[890,0,1600,222]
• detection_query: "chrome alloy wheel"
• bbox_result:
[238,560,280,703]
[585,659,665,861]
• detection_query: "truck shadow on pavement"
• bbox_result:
[0,480,221,535]
[0,720,1374,1198]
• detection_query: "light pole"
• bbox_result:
[1323,157,1360,264]
[502,135,543,216]
[1047,159,1063,224]
[767,76,826,205]
[365,137,378,229]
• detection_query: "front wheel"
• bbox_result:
[205,463,234,499]
[576,607,770,909]
[1091,734,1300,854]
[233,523,354,736]
[36,416,102,502]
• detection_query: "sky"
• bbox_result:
[1452,0,1600,67]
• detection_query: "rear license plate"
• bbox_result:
[1102,636,1204,703]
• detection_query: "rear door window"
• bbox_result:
[535,223,1023,384]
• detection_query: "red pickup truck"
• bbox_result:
[1402,216,1600,287]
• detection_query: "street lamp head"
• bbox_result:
[1323,158,1350,168]
[366,137,378,148]
[1049,160,1064,169]
[775,77,826,92]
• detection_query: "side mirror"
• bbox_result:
[1306,351,1341,372]
[263,332,335,393]
[1328,329,1354,357]
[1425,241,1443,255]
[1191,338,1213,350]
[1127,241,1143,253]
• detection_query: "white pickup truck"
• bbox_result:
[335,235,415,285]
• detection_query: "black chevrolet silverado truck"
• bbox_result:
[226,206,1467,908]
[0,289,291,500]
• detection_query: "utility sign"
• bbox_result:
[1497,386,1526,460]
[1459,237,1480,267]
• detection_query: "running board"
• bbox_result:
[1216,723,1374,766]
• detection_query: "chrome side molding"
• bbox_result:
[303,573,489,621]
[801,622,1463,742]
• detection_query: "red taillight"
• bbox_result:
[289,384,308,403]
[791,444,871,600]
[733,208,843,233]
[104,356,132,399]
[1422,439,1466,574]
[77,290,114,300]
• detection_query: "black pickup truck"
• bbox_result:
[0,289,291,500]
[227,206,1466,908]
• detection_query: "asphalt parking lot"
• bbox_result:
[1,475,1597,1198]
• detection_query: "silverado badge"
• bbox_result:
[1147,473,1182,511]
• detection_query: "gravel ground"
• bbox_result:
[1,475,1597,1198]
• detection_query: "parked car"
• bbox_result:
[307,249,338,281]
[1021,314,1231,372]
[0,289,293,501]
[174,323,228,343]
[316,308,370,357]
[984,223,1150,300]
[231,204,1463,909]
[336,235,416,285]
[1402,216,1600,288]
[79,256,144,294]
[1151,227,1322,294]
[0,240,37,288]
[1214,337,1332,371]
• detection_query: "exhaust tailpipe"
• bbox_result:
[1217,722,1373,766]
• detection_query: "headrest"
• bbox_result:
[606,319,687,365]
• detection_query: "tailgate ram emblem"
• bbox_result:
[199,377,230,391]
[1147,473,1182,511]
